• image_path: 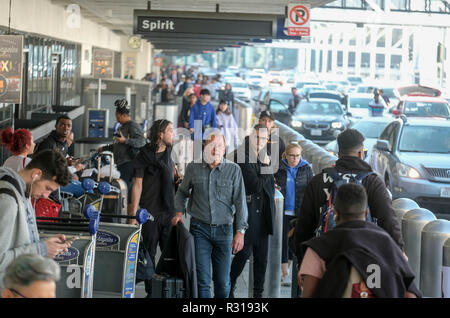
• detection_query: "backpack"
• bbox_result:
[315,167,378,237]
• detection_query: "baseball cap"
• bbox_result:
[259,110,275,121]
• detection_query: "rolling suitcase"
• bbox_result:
[96,152,128,223]
[151,274,185,298]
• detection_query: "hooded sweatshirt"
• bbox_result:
[0,167,48,290]
[282,158,309,214]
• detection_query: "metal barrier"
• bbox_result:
[420,220,450,297]
[402,208,436,289]
[247,189,284,298]
[234,98,255,140]
[263,189,284,298]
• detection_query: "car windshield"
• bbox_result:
[296,101,343,115]
[352,121,390,138]
[230,82,248,88]
[325,84,339,90]
[404,102,450,117]
[271,92,291,105]
[349,97,372,108]
[249,75,262,79]
[399,125,450,153]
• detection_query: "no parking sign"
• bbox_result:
[285,3,311,36]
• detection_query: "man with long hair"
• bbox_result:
[129,119,178,297]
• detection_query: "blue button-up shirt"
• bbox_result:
[175,159,248,231]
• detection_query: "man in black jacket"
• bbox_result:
[294,129,404,265]
[129,119,178,297]
[258,110,286,167]
[229,124,276,298]
[299,183,420,298]
[34,115,84,177]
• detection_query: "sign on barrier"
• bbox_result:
[123,232,140,298]
[54,247,80,263]
[96,230,120,249]
[443,266,450,298]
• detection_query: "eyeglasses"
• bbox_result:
[9,288,27,298]
[286,154,301,158]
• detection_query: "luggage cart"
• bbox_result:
[39,230,97,298]
[93,222,142,298]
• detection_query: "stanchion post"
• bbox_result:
[402,208,436,289]
[262,190,284,298]
[420,219,450,297]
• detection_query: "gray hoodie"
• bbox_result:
[0,167,48,290]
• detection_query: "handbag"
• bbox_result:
[135,237,155,284]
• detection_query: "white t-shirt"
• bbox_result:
[3,155,32,172]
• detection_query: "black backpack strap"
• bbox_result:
[353,171,377,182]
[322,167,342,183]
[1,175,22,194]
[0,175,21,206]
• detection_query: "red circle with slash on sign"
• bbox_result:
[289,5,310,26]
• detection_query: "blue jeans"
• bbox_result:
[190,219,233,298]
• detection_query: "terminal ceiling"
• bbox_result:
[51,0,335,53]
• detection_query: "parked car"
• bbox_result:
[324,117,394,162]
[267,70,287,85]
[308,90,345,105]
[346,93,375,119]
[289,98,350,145]
[300,84,327,97]
[227,79,252,102]
[370,117,450,217]
[295,80,321,89]
[264,87,295,124]
[247,73,268,88]
[392,85,450,118]
[347,76,363,86]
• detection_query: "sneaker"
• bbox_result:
[281,275,291,287]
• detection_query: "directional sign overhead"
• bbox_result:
[134,10,277,39]
[286,3,311,36]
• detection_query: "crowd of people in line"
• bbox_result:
[0,66,421,298]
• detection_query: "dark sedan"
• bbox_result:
[289,98,351,145]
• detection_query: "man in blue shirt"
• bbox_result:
[189,89,218,140]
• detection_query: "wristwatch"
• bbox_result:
[238,229,246,235]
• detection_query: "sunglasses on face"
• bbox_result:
[286,154,301,158]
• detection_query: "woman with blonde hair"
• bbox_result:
[274,143,313,286]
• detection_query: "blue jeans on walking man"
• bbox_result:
[190,219,233,298]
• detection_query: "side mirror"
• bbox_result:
[392,109,400,116]
[376,140,390,151]
[346,112,352,117]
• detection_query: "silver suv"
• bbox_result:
[370,117,450,218]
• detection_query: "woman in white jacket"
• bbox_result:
[216,100,239,153]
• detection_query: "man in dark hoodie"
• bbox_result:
[229,124,276,298]
[294,128,404,265]
[300,183,420,298]
[128,119,177,297]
